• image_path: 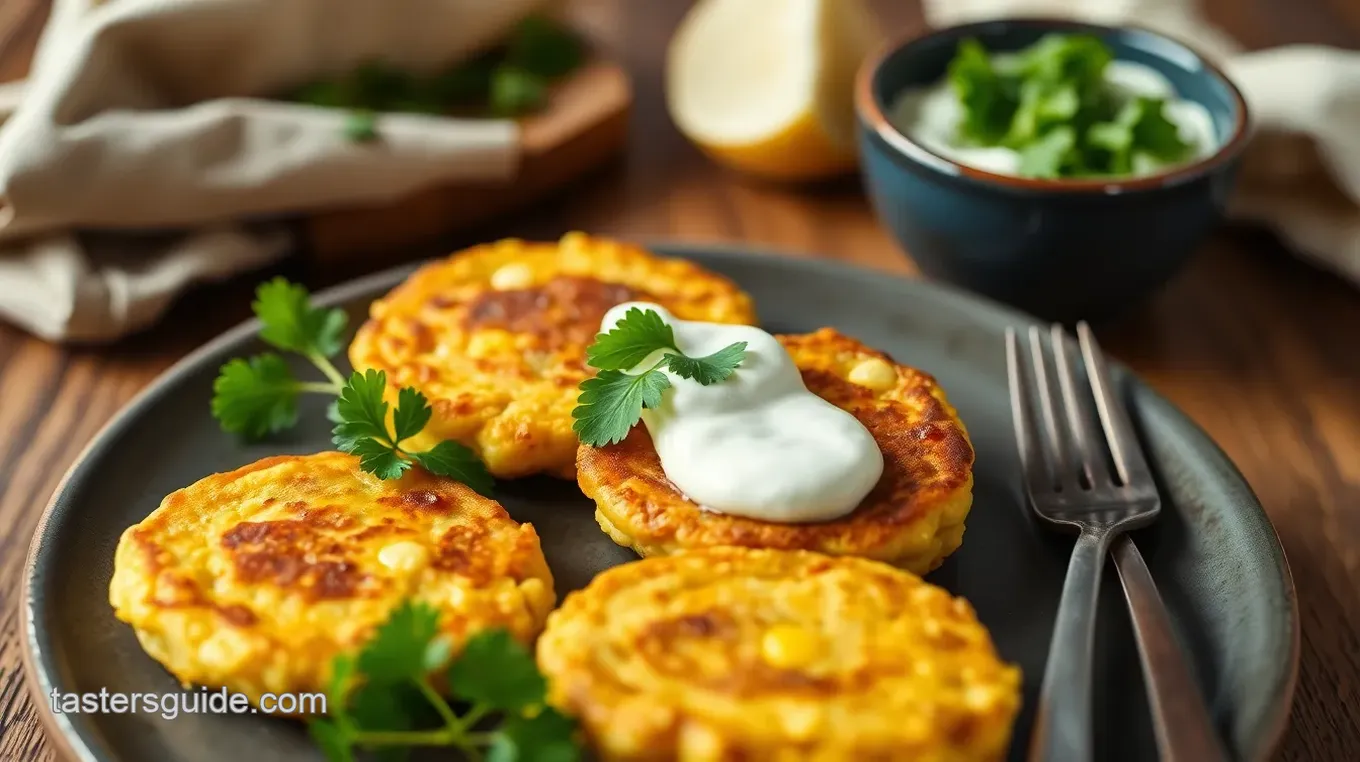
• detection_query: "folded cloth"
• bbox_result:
[922,0,1360,286]
[0,0,551,342]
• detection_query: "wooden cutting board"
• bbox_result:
[302,56,631,266]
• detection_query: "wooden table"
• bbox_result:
[1,1,1357,759]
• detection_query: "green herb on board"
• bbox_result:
[343,110,379,142]
[287,16,586,141]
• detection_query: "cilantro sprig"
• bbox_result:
[946,34,1195,178]
[210,278,494,491]
[310,601,580,762]
[571,307,746,447]
[333,370,495,494]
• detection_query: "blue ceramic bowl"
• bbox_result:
[855,19,1249,322]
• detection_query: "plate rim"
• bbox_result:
[21,241,1300,762]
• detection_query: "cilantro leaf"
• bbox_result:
[391,386,433,444]
[1018,126,1077,178]
[430,54,497,104]
[586,307,677,370]
[423,635,454,672]
[488,708,581,762]
[408,440,495,497]
[662,341,747,385]
[293,81,348,108]
[948,38,1016,144]
[573,309,748,446]
[1128,96,1190,160]
[349,683,419,762]
[338,679,431,762]
[490,66,548,116]
[211,354,299,439]
[253,278,348,358]
[448,629,546,712]
[332,369,392,450]
[571,369,671,447]
[328,368,496,487]
[1087,96,1189,175]
[508,17,585,79]
[326,653,356,718]
[309,719,355,762]
[350,437,412,480]
[344,110,379,142]
[1002,80,1079,148]
[1088,119,1136,175]
[357,601,442,685]
[1014,34,1111,94]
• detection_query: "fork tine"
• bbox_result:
[1049,323,1113,489]
[1028,325,1078,490]
[1006,327,1051,491]
[1077,322,1153,486]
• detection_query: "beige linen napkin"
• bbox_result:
[922,0,1360,286]
[0,0,552,342]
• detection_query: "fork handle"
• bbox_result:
[1112,536,1228,762]
[1029,528,1109,762]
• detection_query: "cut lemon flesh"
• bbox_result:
[666,0,879,181]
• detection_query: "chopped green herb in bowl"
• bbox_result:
[889,33,1215,179]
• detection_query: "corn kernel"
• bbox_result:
[761,623,820,669]
[490,262,535,291]
[465,332,498,357]
[780,703,823,740]
[377,541,428,574]
[965,684,999,710]
[197,629,251,670]
[559,231,589,252]
[848,357,897,391]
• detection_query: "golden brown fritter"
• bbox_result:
[348,232,758,480]
[578,328,975,574]
[108,452,555,709]
[537,548,1021,762]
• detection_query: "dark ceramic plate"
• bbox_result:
[24,244,1297,762]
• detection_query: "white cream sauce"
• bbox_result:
[601,302,883,523]
[889,60,1219,177]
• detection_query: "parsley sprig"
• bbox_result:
[571,307,747,447]
[210,278,493,491]
[310,601,580,762]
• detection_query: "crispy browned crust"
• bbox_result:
[108,452,555,709]
[576,329,975,573]
[536,548,1022,761]
[348,233,758,479]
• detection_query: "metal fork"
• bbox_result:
[1007,323,1226,762]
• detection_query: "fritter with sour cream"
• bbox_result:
[348,233,758,480]
[536,548,1021,762]
[108,452,555,710]
[577,328,974,574]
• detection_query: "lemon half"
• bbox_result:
[666,0,879,181]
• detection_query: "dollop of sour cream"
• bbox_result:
[889,60,1219,177]
[600,302,884,523]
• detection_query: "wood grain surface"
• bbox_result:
[1,1,1358,760]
